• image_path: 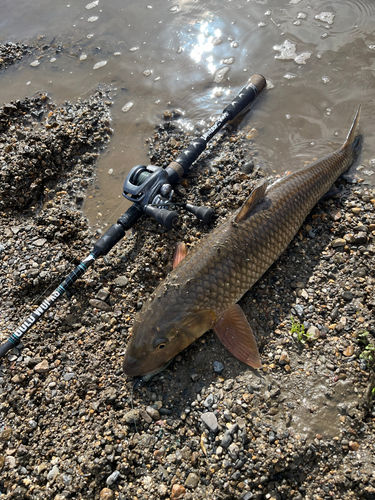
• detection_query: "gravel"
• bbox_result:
[0,48,375,500]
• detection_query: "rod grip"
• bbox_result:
[224,73,266,120]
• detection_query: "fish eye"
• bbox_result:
[153,339,168,350]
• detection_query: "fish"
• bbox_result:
[123,107,362,377]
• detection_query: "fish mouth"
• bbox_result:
[123,353,174,378]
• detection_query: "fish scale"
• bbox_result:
[123,107,361,377]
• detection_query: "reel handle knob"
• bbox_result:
[144,206,179,230]
[185,204,215,224]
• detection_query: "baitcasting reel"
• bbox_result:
[122,164,215,229]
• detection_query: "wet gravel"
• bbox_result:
[0,63,375,500]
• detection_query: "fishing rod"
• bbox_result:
[0,73,266,359]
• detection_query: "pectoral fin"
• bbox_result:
[213,304,262,368]
[173,242,188,269]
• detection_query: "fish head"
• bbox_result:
[123,297,216,377]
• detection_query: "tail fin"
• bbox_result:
[341,106,361,150]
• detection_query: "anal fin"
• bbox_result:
[213,304,261,368]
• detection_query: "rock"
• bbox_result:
[343,345,355,357]
[171,484,186,499]
[89,299,112,311]
[203,394,214,407]
[279,351,290,365]
[0,429,12,441]
[146,406,160,420]
[99,488,114,500]
[332,238,346,247]
[223,379,234,390]
[96,288,110,301]
[106,470,120,486]
[185,472,199,489]
[342,291,353,301]
[34,359,49,373]
[213,361,225,374]
[353,232,367,245]
[47,465,59,481]
[292,304,304,318]
[201,412,218,433]
[114,276,128,287]
[306,325,320,339]
[221,429,232,448]
[349,441,359,451]
[228,442,239,460]
[124,409,140,424]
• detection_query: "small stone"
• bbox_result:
[343,345,355,357]
[332,238,346,248]
[99,488,114,500]
[279,351,290,365]
[158,484,168,496]
[292,304,304,318]
[171,484,186,499]
[146,406,160,420]
[213,361,224,374]
[221,429,232,448]
[124,409,140,424]
[63,372,76,381]
[96,288,110,301]
[32,238,47,247]
[341,291,353,301]
[203,394,214,407]
[349,441,359,451]
[330,211,341,221]
[185,472,199,489]
[223,379,234,390]
[228,442,239,460]
[306,325,320,339]
[106,470,120,486]
[114,276,128,287]
[353,232,367,245]
[47,465,59,481]
[0,429,12,442]
[89,298,112,311]
[201,412,218,433]
[269,431,276,444]
[34,359,49,373]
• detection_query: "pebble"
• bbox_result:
[47,465,59,481]
[34,359,49,373]
[221,429,232,448]
[89,298,112,311]
[213,360,225,374]
[124,409,140,424]
[171,484,186,499]
[146,406,160,420]
[114,276,128,287]
[106,470,120,486]
[201,412,218,433]
[99,488,114,500]
[185,472,199,489]
[341,291,353,301]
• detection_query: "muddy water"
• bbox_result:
[1,0,375,226]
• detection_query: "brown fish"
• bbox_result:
[123,107,362,377]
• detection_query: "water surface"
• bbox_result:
[1,0,375,224]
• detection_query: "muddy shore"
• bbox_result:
[0,42,375,500]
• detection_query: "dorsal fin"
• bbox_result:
[173,242,188,269]
[235,180,268,223]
